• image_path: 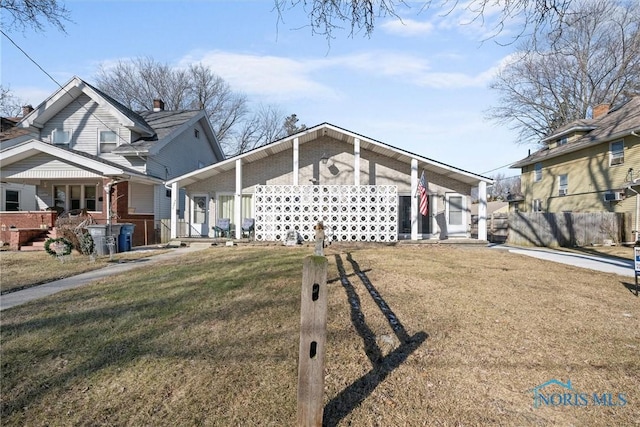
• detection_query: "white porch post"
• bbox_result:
[234,159,243,239]
[411,159,418,241]
[354,138,360,185]
[170,181,178,239]
[293,137,299,186]
[478,181,488,241]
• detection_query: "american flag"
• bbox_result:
[418,171,428,216]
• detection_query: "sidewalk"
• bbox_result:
[490,244,636,277]
[0,244,211,311]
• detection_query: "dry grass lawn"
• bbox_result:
[1,244,638,426]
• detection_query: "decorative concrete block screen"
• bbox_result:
[254,185,398,242]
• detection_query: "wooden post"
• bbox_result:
[297,255,328,427]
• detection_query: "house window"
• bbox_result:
[194,129,200,139]
[53,184,102,212]
[558,174,568,196]
[52,128,71,144]
[99,130,118,153]
[557,137,568,146]
[5,190,19,211]
[85,186,97,211]
[534,163,542,182]
[533,199,543,212]
[610,140,624,166]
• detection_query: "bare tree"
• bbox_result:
[274,0,573,41]
[95,58,249,151]
[0,0,72,33]
[488,0,640,145]
[0,85,26,117]
[488,173,522,201]
[283,113,307,135]
[95,58,305,155]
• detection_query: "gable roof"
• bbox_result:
[0,139,163,184]
[18,76,156,136]
[167,122,493,187]
[113,110,225,160]
[12,75,225,161]
[512,97,640,168]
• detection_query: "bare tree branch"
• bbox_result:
[0,0,72,33]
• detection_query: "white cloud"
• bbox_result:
[380,18,435,36]
[179,50,341,103]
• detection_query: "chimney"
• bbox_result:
[593,103,610,119]
[153,99,165,112]
[22,105,34,117]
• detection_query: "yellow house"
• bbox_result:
[511,97,640,242]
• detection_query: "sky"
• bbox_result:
[1,0,533,179]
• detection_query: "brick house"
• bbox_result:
[167,123,493,242]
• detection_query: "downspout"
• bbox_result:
[104,178,124,227]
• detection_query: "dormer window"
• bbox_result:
[52,128,71,144]
[610,140,624,166]
[99,130,118,153]
[557,137,568,146]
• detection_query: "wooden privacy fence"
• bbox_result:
[471,213,509,243]
[507,212,631,247]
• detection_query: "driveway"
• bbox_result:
[491,244,636,277]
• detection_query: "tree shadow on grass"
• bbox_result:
[323,253,428,426]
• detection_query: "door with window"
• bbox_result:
[191,195,209,236]
[445,193,467,237]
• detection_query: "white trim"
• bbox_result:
[609,140,624,166]
[354,138,360,185]
[293,137,299,186]
[410,159,418,240]
[445,193,467,237]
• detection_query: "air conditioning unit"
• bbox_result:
[558,188,568,196]
[603,191,624,202]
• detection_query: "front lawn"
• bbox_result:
[1,245,638,426]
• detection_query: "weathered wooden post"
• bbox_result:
[297,253,328,427]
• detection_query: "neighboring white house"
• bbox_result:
[0,76,224,246]
[167,123,492,242]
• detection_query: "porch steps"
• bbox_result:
[19,228,57,252]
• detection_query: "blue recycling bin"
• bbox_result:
[118,223,135,252]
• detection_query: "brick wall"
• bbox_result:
[0,211,57,245]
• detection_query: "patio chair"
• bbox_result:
[241,218,255,239]
[213,218,231,238]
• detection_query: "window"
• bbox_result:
[52,128,71,144]
[99,130,118,153]
[558,174,568,196]
[534,163,542,182]
[194,129,200,139]
[53,184,102,212]
[533,199,543,212]
[5,190,19,211]
[610,140,624,166]
[558,137,568,146]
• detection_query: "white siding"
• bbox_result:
[1,182,36,211]
[150,121,217,180]
[154,184,172,220]
[1,153,104,179]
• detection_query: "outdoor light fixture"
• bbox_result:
[320,152,329,165]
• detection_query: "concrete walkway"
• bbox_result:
[0,244,211,311]
[490,244,636,278]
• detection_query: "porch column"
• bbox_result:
[170,182,179,239]
[235,159,243,239]
[411,158,419,241]
[477,181,488,241]
[354,138,360,185]
[293,137,299,186]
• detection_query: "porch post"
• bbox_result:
[354,138,360,185]
[478,181,488,241]
[411,158,418,241]
[235,159,243,239]
[293,137,299,186]
[170,182,178,239]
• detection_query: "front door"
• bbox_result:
[191,195,209,236]
[445,193,467,237]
